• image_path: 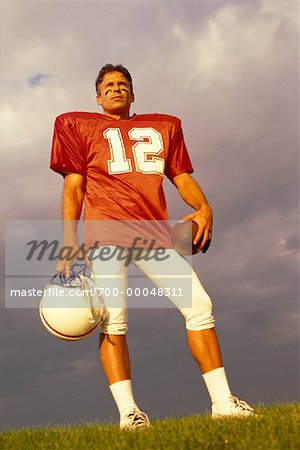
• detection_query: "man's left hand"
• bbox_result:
[180,204,213,253]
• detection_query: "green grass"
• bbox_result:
[0,403,299,450]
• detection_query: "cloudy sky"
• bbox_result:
[1,0,299,428]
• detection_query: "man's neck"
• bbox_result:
[103,111,132,120]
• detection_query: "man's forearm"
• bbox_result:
[173,172,213,250]
[173,173,211,211]
[56,173,85,275]
[62,184,83,245]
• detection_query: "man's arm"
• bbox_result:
[56,173,85,277]
[173,172,213,252]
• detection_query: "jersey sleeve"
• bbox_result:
[165,119,194,181]
[50,114,86,177]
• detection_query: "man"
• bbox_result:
[51,64,254,429]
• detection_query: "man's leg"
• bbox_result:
[135,249,254,417]
[99,333,131,384]
[186,328,223,374]
[98,330,150,428]
[99,332,146,426]
[186,328,251,416]
[92,246,150,428]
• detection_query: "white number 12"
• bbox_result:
[103,128,165,176]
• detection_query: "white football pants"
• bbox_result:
[90,247,215,335]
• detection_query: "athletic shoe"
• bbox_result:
[120,408,151,430]
[212,395,255,418]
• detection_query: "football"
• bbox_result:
[171,220,199,255]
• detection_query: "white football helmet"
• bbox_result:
[39,263,103,341]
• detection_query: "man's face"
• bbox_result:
[96,71,134,116]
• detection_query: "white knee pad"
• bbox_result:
[100,307,128,335]
[181,304,215,331]
[180,272,215,331]
[91,247,128,335]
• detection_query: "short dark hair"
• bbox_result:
[95,64,133,94]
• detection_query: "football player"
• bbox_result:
[51,64,255,429]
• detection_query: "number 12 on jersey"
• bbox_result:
[103,127,165,176]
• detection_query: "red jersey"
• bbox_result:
[51,112,193,220]
[50,112,194,248]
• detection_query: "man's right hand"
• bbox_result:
[56,243,86,278]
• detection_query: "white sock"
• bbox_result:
[109,379,138,420]
[202,367,232,406]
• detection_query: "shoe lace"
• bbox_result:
[230,396,254,412]
[126,409,149,427]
